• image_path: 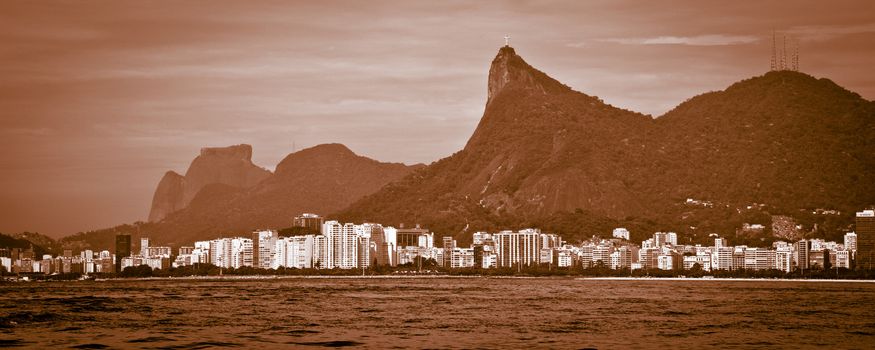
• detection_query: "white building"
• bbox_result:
[473,232,492,245]
[844,232,857,252]
[667,232,678,246]
[493,229,542,268]
[744,248,776,271]
[657,254,674,270]
[610,247,632,270]
[210,238,231,268]
[192,241,211,264]
[592,245,612,266]
[557,251,572,267]
[285,235,314,269]
[711,247,733,271]
[323,221,358,269]
[253,230,277,269]
[451,248,475,268]
[683,253,712,271]
[147,246,172,259]
[612,228,630,241]
[273,238,288,269]
[775,247,793,272]
[1,257,12,273]
[140,237,150,258]
[482,252,497,269]
[809,239,825,252]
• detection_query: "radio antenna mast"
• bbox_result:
[770,30,777,71]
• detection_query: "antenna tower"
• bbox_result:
[770,30,777,71]
[781,35,787,71]
[793,38,799,71]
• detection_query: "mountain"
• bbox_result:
[0,232,60,258]
[652,71,875,211]
[66,144,421,248]
[148,144,271,222]
[336,46,874,244]
[148,143,420,245]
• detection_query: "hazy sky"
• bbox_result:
[1,1,873,237]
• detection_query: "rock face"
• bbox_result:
[462,46,652,218]
[336,46,875,243]
[140,143,420,245]
[147,144,271,222]
[147,171,186,222]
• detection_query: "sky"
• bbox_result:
[1,1,873,238]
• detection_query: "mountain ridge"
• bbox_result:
[63,46,873,249]
[71,143,421,247]
[148,144,271,222]
[335,46,874,245]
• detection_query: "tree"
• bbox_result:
[120,265,153,278]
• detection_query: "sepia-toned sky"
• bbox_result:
[1,1,874,237]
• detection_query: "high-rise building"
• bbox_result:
[744,248,776,271]
[610,247,632,270]
[253,230,277,269]
[366,224,392,267]
[140,237,150,258]
[795,240,810,272]
[844,232,857,252]
[210,238,232,268]
[592,245,612,266]
[231,237,253,269]
[732,246,747,270]
[667,232,678,246]
[313,235,326,268]
[682,253,711,271]
[638,247,658,269]
[358,234,371,269]
[294,213,324,234]
[147,246,172,259]
[653,232,666,247]
[114,234,131,273]
[540,233,562,249]
[493,229,542,268]
[382,227,398,265]
[775,247,793,272]
[657,253,674,270]
[442,236,455,267]
[322,221,358,269]
[286,235,314,269]
[192,241,211,264]
[856,210,875,269]
[450,248,475,268]
[473,245,485,268]
[396,226,432,249]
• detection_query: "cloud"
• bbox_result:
[785,23,875,42]
[599,34,759,46]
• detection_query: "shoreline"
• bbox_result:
[576,277,875,283]
[6,275,874,283]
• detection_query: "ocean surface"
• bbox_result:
[1,277,874,349]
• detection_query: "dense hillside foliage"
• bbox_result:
[336,47,874,245]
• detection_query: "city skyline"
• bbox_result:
[2,3,874,348]
[3,1,875,236]
[5,210,871,276]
